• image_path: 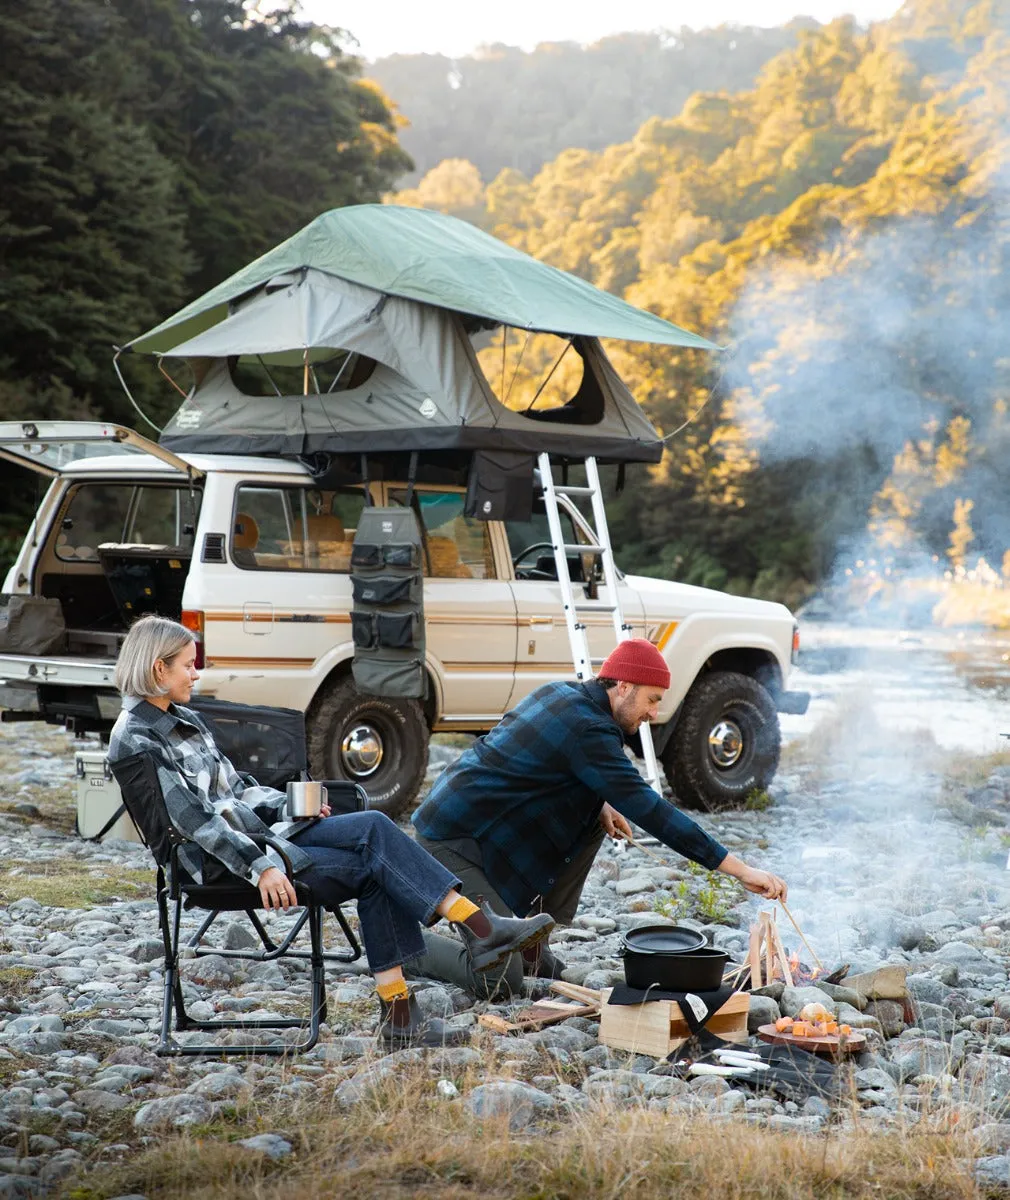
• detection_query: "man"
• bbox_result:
[411,638,787,998]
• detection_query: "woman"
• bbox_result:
[107,615,553,1048]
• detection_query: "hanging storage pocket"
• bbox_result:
[377,611,418,650]
[352,575,414,606]
[383,543,419,569]
[350,507,426,700]
[350,610,377,649]
[350,543,382,569]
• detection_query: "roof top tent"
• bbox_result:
[120,204,721,472]
[120,204,721,789]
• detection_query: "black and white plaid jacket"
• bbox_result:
[108,696,312,886]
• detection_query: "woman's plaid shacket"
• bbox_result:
[413,679,729,915]
[108,696,312,886]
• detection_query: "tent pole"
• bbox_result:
[303,348,309,396]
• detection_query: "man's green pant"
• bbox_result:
[408,827,605,1000]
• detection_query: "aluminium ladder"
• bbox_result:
[536,452,663,793]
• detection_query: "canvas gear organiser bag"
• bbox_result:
[0,595,66,655]
[350,507,426,698]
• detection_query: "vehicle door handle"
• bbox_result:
[528,616,554,627]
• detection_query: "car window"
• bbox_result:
[231,485,366,572]
[505,505,599,582]
[388,489,495,579]
[55,484,200,562]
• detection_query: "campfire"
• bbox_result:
[726,907,848,991]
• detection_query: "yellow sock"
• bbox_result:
[445,896,479,924]
[376,979,409,1003]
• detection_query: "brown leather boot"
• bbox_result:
[377,992,471,1049]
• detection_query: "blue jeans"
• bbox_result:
[290,811,461,973]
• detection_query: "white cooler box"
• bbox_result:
[75,751,143,843]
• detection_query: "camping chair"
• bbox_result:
[109,751,364,1058]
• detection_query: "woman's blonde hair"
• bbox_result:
[114,615,194,698]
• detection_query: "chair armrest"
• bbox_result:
[260,834,296,879]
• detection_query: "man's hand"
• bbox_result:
[737,866,788,901]
[717,853,788,901]
[319,803,331,818]
[599,802,633,842]
[258,867,297,911]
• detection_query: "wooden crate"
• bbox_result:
[598,989,750,1058]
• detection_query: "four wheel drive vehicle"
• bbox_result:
[0,422,808,817]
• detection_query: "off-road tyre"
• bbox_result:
[662,670,780,811]
[307,675,430,820]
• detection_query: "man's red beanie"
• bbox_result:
[597,638,671,688]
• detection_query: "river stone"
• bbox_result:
[845,966,908,1002]
[187,1071,246,1099]
[889,1038,955,1082]
[581,1070,646,1101]
[961,1055,1010,1111]
[780,986,838,1019]
[71,1089,131,1113]
[464,1081,555,1130]
[907,974,950,1006]
[134,1095,212,1130]
[222,923,260,951]
[974,1123,1010,1152]
[126,940,164,964]
[835,1003,881,1032]
[236,1134,292,1160]
[994,996,1010,1021]
[933,943,1003,976]
[747,995,781,1032]
[865,1000,905,1038]
[815,982,865,1011]
[854,1067,897,1094]
[975,1156,1010,1187]
[188,955,234,987]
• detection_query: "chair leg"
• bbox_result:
[155,899,354,1057]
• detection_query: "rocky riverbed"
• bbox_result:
[4,708,1010,1196]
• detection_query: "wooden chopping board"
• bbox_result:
[756,1023,866,1057]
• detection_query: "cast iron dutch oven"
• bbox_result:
[620,925,729,991]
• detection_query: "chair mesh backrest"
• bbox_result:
[109,753,183,867]
[186,698,307,789]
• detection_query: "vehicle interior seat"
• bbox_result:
[426,535,471,578]
[305,514,351,571]
[232,513,260,566]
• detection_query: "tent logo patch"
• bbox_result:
[175,408,202,429]
[419,398,437,419]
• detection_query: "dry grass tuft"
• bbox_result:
[0,859,152,908]
[61,1069,984,1200]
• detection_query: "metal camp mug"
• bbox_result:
[285,780,327,819]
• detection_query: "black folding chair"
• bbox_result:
[110,751,363,1057]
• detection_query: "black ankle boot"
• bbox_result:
[522,943,568,980]
[455,899,555,974]
[377,993,471,1049]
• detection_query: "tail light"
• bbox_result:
[181,609,205,669]
[791,624,800,664]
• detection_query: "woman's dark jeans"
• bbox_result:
[291,811,460,973]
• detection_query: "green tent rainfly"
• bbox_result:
[123,205,720,464]
[126,205,721,356]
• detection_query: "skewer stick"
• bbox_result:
[762,913,774,985]
[622,833,669,867]
[779,901,824,972]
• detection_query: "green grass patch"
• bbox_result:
[0,860,153,908]
[0,966,38,999]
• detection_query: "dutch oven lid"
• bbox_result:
[622,925,707,954]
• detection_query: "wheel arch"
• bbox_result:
[305,655,440,730]
[650,648,782,757]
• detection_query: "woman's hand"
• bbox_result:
[258,867,297,911]
[319,802,331,818]
[737,865,788,901]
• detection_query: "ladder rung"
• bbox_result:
[574,603,617,612]
[563,543,603,554]
[554,484,596,496]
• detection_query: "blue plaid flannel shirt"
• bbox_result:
[108,697,312,886]
[413,680,728,915]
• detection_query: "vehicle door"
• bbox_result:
[504,501,645,707]
[213,481,368,684]
[384,485,516,723]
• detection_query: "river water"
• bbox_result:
[781,622,1010,756]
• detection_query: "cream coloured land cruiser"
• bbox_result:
[0,422,807,817]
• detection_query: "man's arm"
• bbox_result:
[571,722,787,898]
